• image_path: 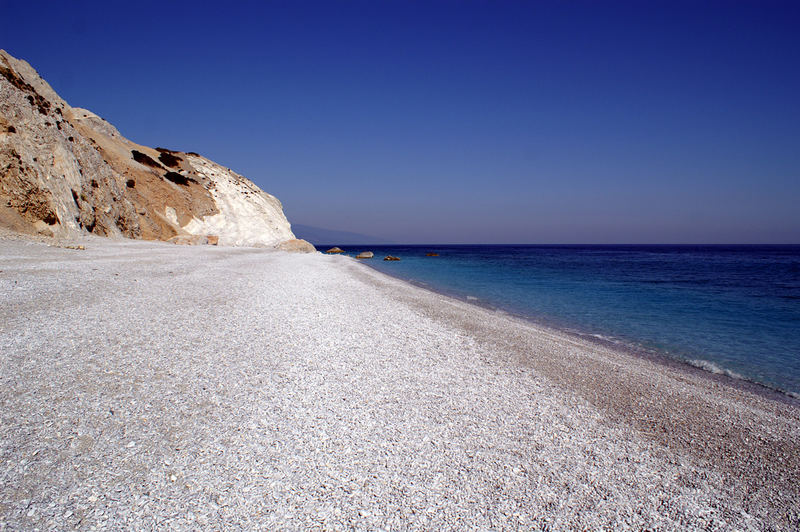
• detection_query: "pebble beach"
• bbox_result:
[1,237,799,530]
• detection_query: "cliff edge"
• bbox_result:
[0,50,305,248]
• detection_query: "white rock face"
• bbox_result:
[182,155,294,247]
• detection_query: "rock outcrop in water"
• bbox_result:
[0,50,307,248]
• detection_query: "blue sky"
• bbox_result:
[3,0,799,243]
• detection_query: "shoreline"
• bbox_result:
[350,254,800,415]
[2,237,799,529]
[358,252,800,405]
[344,254,800,522]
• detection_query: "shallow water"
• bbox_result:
[332,245,800,397]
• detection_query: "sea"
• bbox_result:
[327,244,800,399]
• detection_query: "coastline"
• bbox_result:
[357,247,800,404]
[1,237,799,529]
[352,257,800,454]
[324,255,800,524]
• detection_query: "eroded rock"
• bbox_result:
[168,235,209,246]
[276,239,316,253]
[0,49,297,247]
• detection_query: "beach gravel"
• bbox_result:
[1,237,798,530]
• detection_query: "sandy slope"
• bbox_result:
[1,237,798,530]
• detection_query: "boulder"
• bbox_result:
[168,235,209,245]
[206,235,219,246]
[326,247,344,254]
[276,238,316,253]
[356,251,374,259]
[383,255,400,261]
[426,252,439,257]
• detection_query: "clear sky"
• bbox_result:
[3,1,799,243]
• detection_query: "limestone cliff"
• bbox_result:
[0,50,301,248]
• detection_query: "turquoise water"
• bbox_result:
[332,245,800,398]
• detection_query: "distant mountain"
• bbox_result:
[292,224,394,245]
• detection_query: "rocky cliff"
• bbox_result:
[0,50,306,248]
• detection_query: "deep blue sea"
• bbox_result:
[330,245,800,398]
